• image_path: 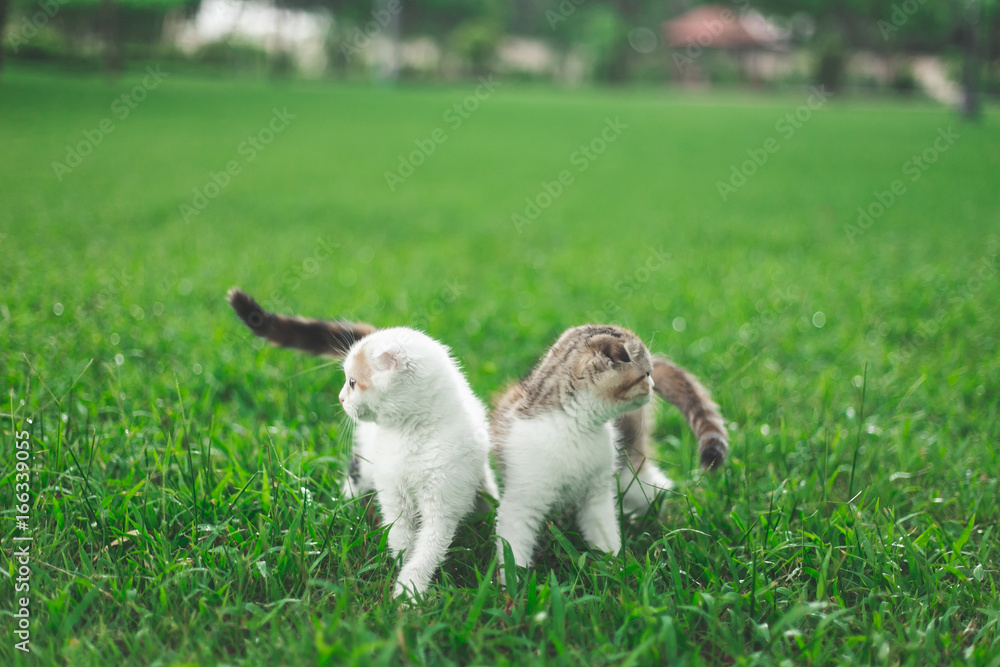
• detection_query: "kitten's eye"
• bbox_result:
[349,378,356,389]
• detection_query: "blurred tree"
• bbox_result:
[372,0,401,82]
[724,0,997,113]
[4,0,200,73]
[2,0,996,89]
[100,0,122,72]
[278,0,511,76]
[814,32,845,92]
[404,0,501,37]
[0,0,9,72]
[988,2,1000,94]
[450,17,502,76]
[961,0,982,119]
[574,3,627,82]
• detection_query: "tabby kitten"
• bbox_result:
[491,324,728,576]
[491,325,654,573]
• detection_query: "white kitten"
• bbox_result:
[338,327,498,599]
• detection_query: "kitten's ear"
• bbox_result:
[372,346,406,372]
[588,335,631,363]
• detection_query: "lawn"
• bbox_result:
[1,66,999,666]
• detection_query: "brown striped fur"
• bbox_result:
[491,325,654,446]
[615,357,728,473]
[493,327,728,473]
[650,357,728,470]
[227,288,375,358]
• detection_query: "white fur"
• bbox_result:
[495,377,654,577]
[337,327,497,599]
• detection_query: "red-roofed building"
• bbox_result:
[664,4,789,85]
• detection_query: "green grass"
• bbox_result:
[1,65,999,665]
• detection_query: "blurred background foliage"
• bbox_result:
[1,0,998,112]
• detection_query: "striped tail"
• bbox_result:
[651,356,728,470]
[227,288,376,358]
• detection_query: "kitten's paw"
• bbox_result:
[393,580,424,604]
[586,534,622,555]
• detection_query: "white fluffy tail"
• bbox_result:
[482,462,499,500]
[618,460,674,515]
